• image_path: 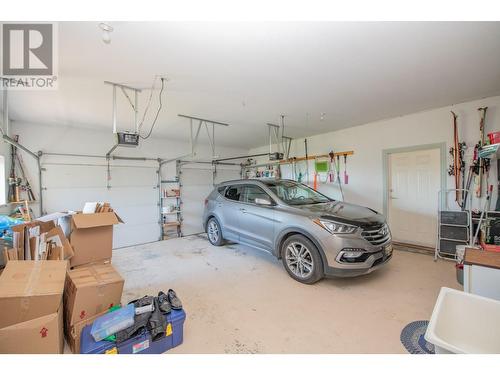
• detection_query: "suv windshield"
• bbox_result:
[262,180,332,205]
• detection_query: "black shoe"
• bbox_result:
[167,289,182,310]
[157,291,172,314]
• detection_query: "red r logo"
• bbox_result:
[80,310,86,319]
[40,327,48,338]
[109,303,114,308]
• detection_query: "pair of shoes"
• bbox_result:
[157,289,182,312]
[157,292,171,314]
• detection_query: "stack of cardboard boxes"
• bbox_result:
[0,204,125,354]
[0,260,68,353]
[64,263,124,353]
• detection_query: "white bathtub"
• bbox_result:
[425,287,500,354]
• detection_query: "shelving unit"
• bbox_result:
[435,189,473,260]
[160,179,182,239]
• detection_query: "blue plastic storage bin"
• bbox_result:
[90,303,135,342]
[81,308,186,354]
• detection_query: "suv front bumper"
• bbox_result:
[324,249,392,277]
[314,228,393,278]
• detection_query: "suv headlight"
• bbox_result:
[313,219,358,234]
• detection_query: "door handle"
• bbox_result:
[239,208,247,212]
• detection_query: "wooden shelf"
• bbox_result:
[8,200,37,204]
[163,222,181,227]
[279,151,354,164]
[163,211,181,215]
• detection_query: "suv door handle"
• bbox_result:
[239,208,246,212]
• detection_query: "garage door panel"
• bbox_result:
[214,168,241,184]
[113,223,159,249]
[181,168,213,236]
[42,163,160,248]
[113,205,159,226]
[107,167,158,187]
[181,166,241,236]
[43,165,108,188]
[43,165,157,188]
[42,187,158,211]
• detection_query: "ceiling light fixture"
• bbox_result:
[99,22,114,44]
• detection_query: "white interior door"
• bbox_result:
[388,148,441,247]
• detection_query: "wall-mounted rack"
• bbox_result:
[242,150,354,170]
[160,178,182,239]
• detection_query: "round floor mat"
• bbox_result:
[400,320,435,354]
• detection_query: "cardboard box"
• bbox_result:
[69,212,123,268]
[11,221,72,262]
[46,226,75,260]
[64,263,124,328]
[0,260,67,353]
[66,309,109,354]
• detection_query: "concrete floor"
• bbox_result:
[111,235,460,354]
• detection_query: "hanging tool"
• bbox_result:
[336,154,345,201]
[343,154,349,185]
[475,107,488,198]
[473,185,493,245]
[7,135,18,202]
[462,164,475,211]
[449,111,461,204]
[459,142,466,202]
[328,150,335,183]
[15,152,36,201]
[304,139,309,185]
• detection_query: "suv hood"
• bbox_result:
[295,201,385,227]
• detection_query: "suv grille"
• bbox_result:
[361,224,391,246]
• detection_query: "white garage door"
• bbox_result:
[42,160,160,248]
[180,164,241,236]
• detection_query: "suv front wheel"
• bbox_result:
[281,234,323,284]
[207,217,225,246]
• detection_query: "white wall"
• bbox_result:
[249,95,500,214]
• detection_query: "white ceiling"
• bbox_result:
[6,21,500,149]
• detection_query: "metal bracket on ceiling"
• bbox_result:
[282,136,292,160]
[177,114,229,160]
[104,81,142,134]
[267,114,292,159]
[266,122,281,156]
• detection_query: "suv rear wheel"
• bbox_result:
[207,217,225,246]
[281,234,323,284]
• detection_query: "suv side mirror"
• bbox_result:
[255,197,273,206]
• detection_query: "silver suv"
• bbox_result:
[203,179,392,284]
